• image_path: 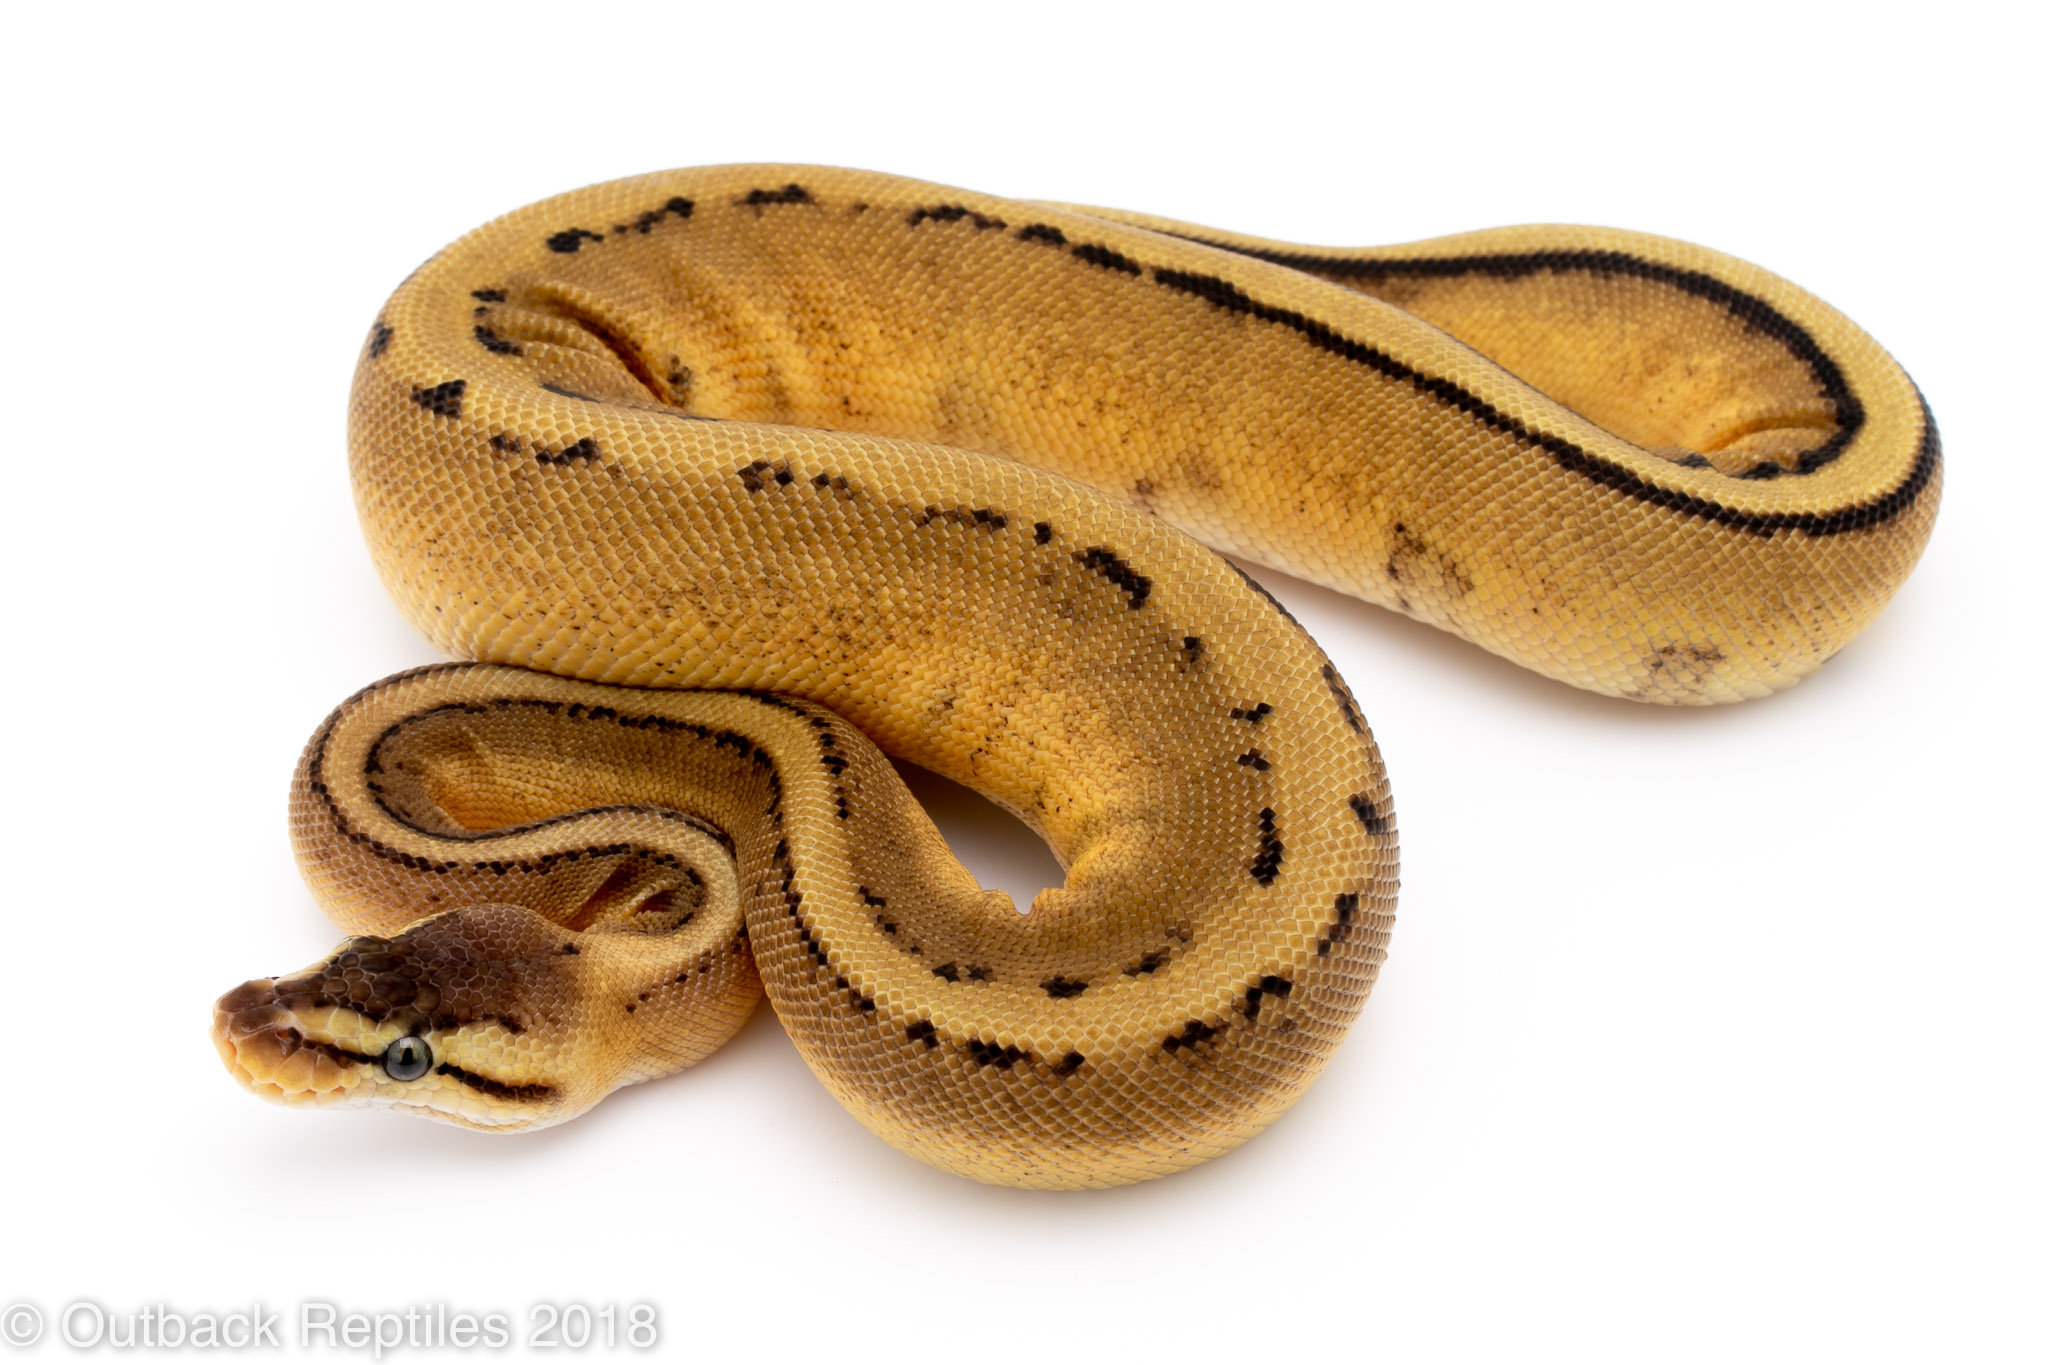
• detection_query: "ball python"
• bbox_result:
[210,166,1939,1188]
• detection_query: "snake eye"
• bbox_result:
[382,1036,433,1081]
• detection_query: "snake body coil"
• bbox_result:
[211,167,1937,1187]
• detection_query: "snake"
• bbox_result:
[209,166,1939,1188]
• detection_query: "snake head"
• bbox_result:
[210,904,600,1131]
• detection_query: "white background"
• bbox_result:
[1,3,2039,1361]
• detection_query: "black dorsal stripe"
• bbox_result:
[1139,234,1936,537]
[1186,244,1861,474]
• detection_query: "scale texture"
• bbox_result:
[211,166,1937,1187]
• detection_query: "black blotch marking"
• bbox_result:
[535,437,600,467]
[1123,951,1167,977]
[1386,521,1472,600]
[559,943,579,955]
[906,1019,938,1049]
[859,887,887,907]
[473,324,521,356]
[470,289,506,303]
[1676,453,1714,469]
[1317,893,1360,957]
[1017,223,1068,247]
[1250,807,1283,885]
[546,228,605,254]
[1072,243,1142,276]
[411,380,466,419]
[907,204,1006,231]
[1033,521,1053,545]
[1350,793,1392,836]
[932,963,961,983]
[1161,1019,1224,1053]
[1642,643,1727,693]
[540,381,597,401]
[621,197,695,235]
[1241,974,1294,1021]
[966,965,994,983]
[1230,702,1273,725]
[1181,636,1203,669]
[1075,546,1151,609]
[1322,664,1363,733]
[792,914,829,971]
[737,459,794,491]
[1042,977,1089,999]
[1237,750,1271,772]
[367,321,393,358]
[967,1039,1028,1070]
[489,434,523,454]
[738,184,812,210]
[1650,643,1724,671]
[918,505,1009,530]
[1052,1051,1085,1078]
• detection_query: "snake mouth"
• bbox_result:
[210,978,372,1107]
